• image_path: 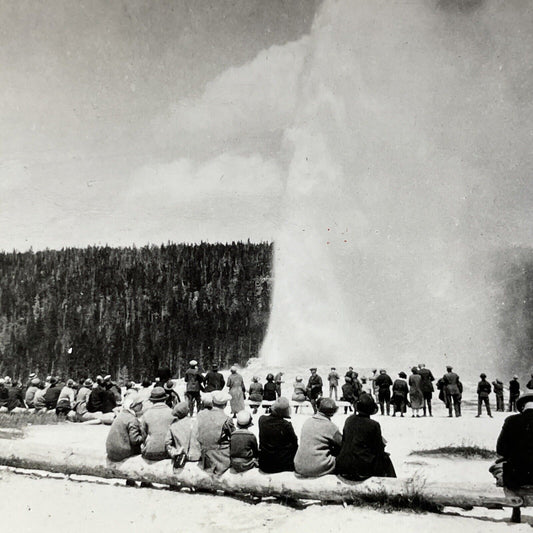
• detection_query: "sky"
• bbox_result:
[1,0,321,251]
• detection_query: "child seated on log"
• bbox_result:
[165,401,201,467]
[230,410,259,473]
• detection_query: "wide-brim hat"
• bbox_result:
[309,367,317,372]
[212,391,232,406]
[31,378,41,386]
[398,372,407,379]
[84,378,94,388]
[356,394,378,416]
[517,392,533,413]
[149,386,167,402]
[189,360,198,366]
[270,397,291,418]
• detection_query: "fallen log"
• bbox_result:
[0,432,523,510]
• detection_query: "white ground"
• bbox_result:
[1,368,531,532]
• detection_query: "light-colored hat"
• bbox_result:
[29,373,36,379]
[295,376,303,382]
[236,410,253,428]
[4,376,12,385]
[31,378,41,386]
[271,397,291,418]
[212,391,232,406]
[513,375,519,379]
[84,378,94,388]
[189,360,198,366]
[230,365,238,373]
[104,375,111,382]
[149,386,167,402]
[0,378,5,385]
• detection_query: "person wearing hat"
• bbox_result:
[328,367,340,401]
[88,376,116,414]
[408,367,423,418]
[163,379,181,409]
[417,363,435,417]
[106,399,144,462]
[374,369,393,416]
[492,378,505,412]
[340,376,356,415]
[5,378,24,412]
[104,375,122,406]
[33,381,47,411]
[292,376,307,413]
[56,379,77,417]
[294,398,342,477]
[306,368,323,414]
[335,394,396,480]
[442,366,461,417]
[263,373,277,405]
[496,391,533,489]
[185,360,204,417]
[508,376,520,412]
[204,364,225,393]
[43,376,63,410]
[476,373,492,418]
[248,376,263,414]
[258,397,298,473]
[141,387,174,461]
[197,391,235,474]
[392,372,409,417]
[165,401,201,467]
[230,410,259,472]
[227,366,246,418]
[24,378,41,408]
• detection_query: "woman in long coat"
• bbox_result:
[227,366,245,417]
[408,367,423,417]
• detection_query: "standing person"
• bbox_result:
[392,372,409,417]
[248,376,263,414]
[291,376,307,414]
[294,398,342,477]
[443,366,461,417]
[204,364,225,392]
[141,387,174,461]
[369,369,380,400]
[360,376,373,397]
[274,371,284,398]
[509,375,520,412]
[335,394,396,480]
[418,363,435,417]
[408,367,423,418]
[258,398,298,473]
[476,373,492,418]
[163,379,181,409]
[493,379,505,412]
[375,369,393,416]
[306,368,323,414]
[351,372,362,401]
[328,367,340,400]
[106,400,144,462]
[197,391,235,474]
[165,401,201,466]
[345,367,355,381]
[227,366,246,418]
[340,376,355,414]
[184,360,204,417]
[230,410,259,473]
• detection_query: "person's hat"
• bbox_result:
[295,376,303,382]
[309,367,317,372]
[49,376,58,385]
[236,410,253,428]
[480,373,487,379]
[356,394,379,416]
[66,379,75,388]
[230,365,238,372]
[104,375,111,382]
[129,400,144,413]
[446,366,453,371]
[172,401,190,419]
[379,369,386,374]
[513,375,519,379]
[189,360,198,366]
[331,367,336,370]
[399,371,407,379]
[266,373,274,381]
[96,375,104,383]
[202,393,213,408]
[517,391,533,413]
[84,378,94,388]
[4,376,12,385]
[29,373,36,379]
[31,378,41,386]
[212,391,232,406]
[212,363,219,370]
[318,397,338,417]
[163,380,174,391]
[411,366,418,373]
[270,397,291,418]
[149,386,167,402]
[252,376,259,382]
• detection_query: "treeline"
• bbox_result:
[0,242,273,381]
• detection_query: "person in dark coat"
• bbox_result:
[106,400,144,462]
[340,376,355,414]
[335,394,396,480]
[496,391,533,488]
[87,377,116,414]
[185,360,204,416]
[417,363,435,417]
[258,397,298,473]
[476,373,492,417]
[492,379,504,412]
[43,377,63,410]
[509,376,520,412]
[392,372,409,417]
[374,369,393,416]
[6,378,24,411]
[203,364,225,392]
[263,373,277,410]
[443,366,461,417]
[248,376,263,414]
[230,410,259,473]
[306,368,323,414]
[163,379,181,409]
[0,379,9,410]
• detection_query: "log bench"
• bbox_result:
[504,487,533,523]
[245,400,353,413]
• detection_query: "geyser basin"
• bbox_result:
[261,0,533,373]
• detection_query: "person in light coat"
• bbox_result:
[141,387,174,461]
[294,398,342,477]
[165,401,201,465]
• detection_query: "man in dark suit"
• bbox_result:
[496,391,533,488]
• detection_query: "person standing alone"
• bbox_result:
[328,367,340,400]
[185,360,204,416]
[509,376,520,412]
[476,373,492,418]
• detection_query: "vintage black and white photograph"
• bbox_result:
[1,0,533,531]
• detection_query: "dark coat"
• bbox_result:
[496,410,533,488]
[7,385,24,410]
[374,374,392,391]
[248,382,264,403]
[185,368,204,392]
[0,385,8,407]
[306,374,323,400]
[230,429,259,472]
[341,382,356,403]
[258,414,298,473]
[392,379,408,399]
[477,380,492,397]
[106,409,144,461]
[204,370,225,392]
[263,381,277,401]
[43,384,62,409]
[335,414,395,480]
[417,368,435,393]
[509,379,520,396]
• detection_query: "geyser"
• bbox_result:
[261,0,533,373]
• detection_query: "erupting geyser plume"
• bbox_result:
[261,0,533,373]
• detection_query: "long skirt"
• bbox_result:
[229,387,245,414]
[409,389,423,409]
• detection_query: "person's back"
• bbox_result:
[418,367,434,392]
[248,381,263,402]
[106,406,144,462]
[165,402,201,463]
[33,386,46,410]
[292,380,306,402]
[263,380,277,402]
[444,371,460,394]
[230,411,258,473]
[87,384,105,412]
[7,384,24,410]
[375,373,392,391]
[185,367,202,392]
[393,378,408,396]
[341,381,355,403]
[204,369,225,392]
[510,379,520,395]
[25,384,39,408]
[101,388,117,413]
[141,401,174,461]
[43,381,62,409]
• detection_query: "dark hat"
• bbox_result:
[517,392,533,413]
[318,397,338,417]
[149,386,167,402]
[356,394,378,416]
[480,373,487,379]
[172,401,190,419]
[411,366,418,373]
[266,373,274,381]
[399,371,407,379]
[310,367,317,372]
[446,366,453,371]
[271,397,291,418]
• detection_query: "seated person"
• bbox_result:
[141,387,174,461]
[248,377,263,414]
[496,391,533,489]
[56,379,76,416]
[258,397,298,473]
[335,394,396,480]
[197,391,235,475]
[6,378,25,411]
[33,382,47,411]
[292,377,307,413]
[106,400,144,462]
[230,410,259,473]
[43,376,62,410]
[25,378,41,408]
[294,398,342,477]
[165,401,201,466]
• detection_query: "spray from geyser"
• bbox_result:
[261,0,533,374]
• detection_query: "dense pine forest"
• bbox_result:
[0,242,273,381]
